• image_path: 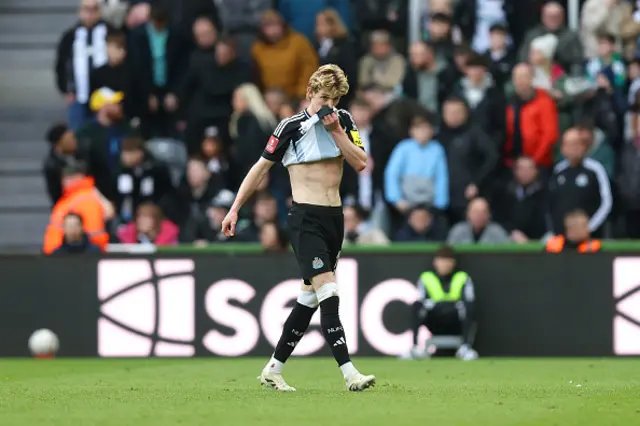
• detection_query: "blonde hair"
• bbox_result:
[318,8,348,39]
[229,83,277,138]
[307,64,349,100]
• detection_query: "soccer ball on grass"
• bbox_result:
[28,329,59,358]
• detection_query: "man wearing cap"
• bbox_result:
[43,161,113,254]
[76,87,135,199]
[403,245,479,360]
[483,21,516,92]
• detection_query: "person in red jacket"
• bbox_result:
[504,63,559,173]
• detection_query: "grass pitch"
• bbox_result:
[0,358,638,426]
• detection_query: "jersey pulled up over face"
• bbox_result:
[262,109,364,166]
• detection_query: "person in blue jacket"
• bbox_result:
[384,110,450,218]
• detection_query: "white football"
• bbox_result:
[28,329,59,357]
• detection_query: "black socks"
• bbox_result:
[272,302,317,363]
[320,296,351,366]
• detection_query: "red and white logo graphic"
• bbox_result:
[98,259,195,357]
[613,257,640,355]
[265,136,279,153]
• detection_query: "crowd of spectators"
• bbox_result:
[42,0,640,253]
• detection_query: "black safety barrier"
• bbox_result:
[1,253,638,357]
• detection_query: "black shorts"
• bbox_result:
[287,202,344,285]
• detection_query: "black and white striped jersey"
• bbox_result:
[261,109,364,166]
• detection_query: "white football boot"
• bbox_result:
[345,372,376,391]
[258,370,296,391]
[456,344,479,361]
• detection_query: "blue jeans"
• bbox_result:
[67,102,89,131]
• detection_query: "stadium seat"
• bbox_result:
[145,138,188,187]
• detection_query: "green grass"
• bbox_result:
[0,358,638,425]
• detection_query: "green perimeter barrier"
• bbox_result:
[157,240,640,254]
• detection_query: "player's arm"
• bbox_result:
[229,157,274,214]
[331,110,367,172]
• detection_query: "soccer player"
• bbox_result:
[221,64,375,392]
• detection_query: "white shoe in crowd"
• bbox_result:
[456,344,479,361]
[258,370,296,391]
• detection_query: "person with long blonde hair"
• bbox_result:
[229,83,278,178]
[222,64,375,392]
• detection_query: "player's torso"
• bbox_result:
[288,158,344,206]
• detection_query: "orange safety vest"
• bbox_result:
[545,235,601,253]
[43,177,109,254]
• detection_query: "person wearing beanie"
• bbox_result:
[528,32,584,150]
[529,33,561,91]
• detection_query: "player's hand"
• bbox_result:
[322,112,341,132]
[221,210,238,237]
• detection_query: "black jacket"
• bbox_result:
[51,235,102,254]
[42,149,84,207]
[90,61,137,119]
[494,179,548,239]
[315,36,359,108]
[112,151,176,223]
[548,159,613,235]
[54,20,114,95]
[352,0,408,40]
[394,219,448,242]
[452,76,506,147]
[171,0,220,44]
[75,120,135,200]
[175,175,224,230]
[179,49,252,120]
[437,123,498,210]
[230,112,272,179]
[482,49,516,93]
[129,25,186,101]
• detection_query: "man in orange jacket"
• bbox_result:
[43,162,113,254]
[545,209,601,253]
